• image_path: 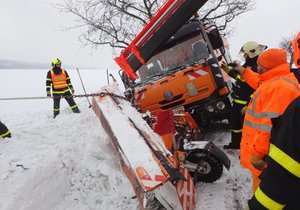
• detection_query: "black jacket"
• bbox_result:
[249,96,300,209]
[229,56,258,102]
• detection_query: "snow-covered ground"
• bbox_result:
[0,69,252,210]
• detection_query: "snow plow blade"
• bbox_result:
[92,85,194,210]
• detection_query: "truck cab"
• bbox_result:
[121,19,232,127]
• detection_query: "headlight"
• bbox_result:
[216,101,226,110]
[206,105,215,112]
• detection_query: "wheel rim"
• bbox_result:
[197,160,211,174]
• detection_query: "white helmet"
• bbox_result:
[240,41,267,58]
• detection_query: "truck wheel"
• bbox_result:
[186,150,223,183]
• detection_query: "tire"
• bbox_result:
[186,150,223,183]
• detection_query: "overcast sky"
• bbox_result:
[1,0,299,70]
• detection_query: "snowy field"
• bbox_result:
[0,69,252,210]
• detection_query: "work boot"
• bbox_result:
[73,107,80,113]
[223,142,240,150]
[53,113,59,119]
[3,133,11,138]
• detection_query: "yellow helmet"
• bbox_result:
[51,58,61,66]
[240,42,267,58]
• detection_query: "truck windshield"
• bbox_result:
[136,34,209,83]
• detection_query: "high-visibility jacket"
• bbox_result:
[292,32,300,68]
[240,63,300,176]
[50,69,68,89]
[46,68,74,95]
[248,96,300,209]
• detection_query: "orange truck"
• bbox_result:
[117,18,232,128]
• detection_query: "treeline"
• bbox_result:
[0,59,49,69]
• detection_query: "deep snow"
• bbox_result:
[0,69,252,210]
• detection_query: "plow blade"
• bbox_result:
[92,85,194,210]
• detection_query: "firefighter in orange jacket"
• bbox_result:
[46,58,80,118]
[232,48,300,192]
[291,32,300,83]
[0,120,11,138]
[248,96,300,209]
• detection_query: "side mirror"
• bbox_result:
[207,27,224,50]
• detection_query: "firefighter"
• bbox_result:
[223,41,267,149]
[46,58,80,118]
[291,32,300,83]
[231,48,300,192]
[248,96,300,209]
[0,120,11,138]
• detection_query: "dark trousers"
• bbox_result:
[53,91,79,117]
[229,102,245,146]
[0,120,11,138]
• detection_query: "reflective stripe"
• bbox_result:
[50,69,68,89]
[236,74,244,81]
[269,144,300,178]
[46,86,51,88]
[233,99,247,105]
[282,77,300,91]
[255,186,285,210]
[231,129,242,133]
[70,105,78,109]
[0,131,10,137]
[46,78,52,81]
[247,110,281,119]
[250,90,260,112]
[52,89,69,94]
[53,108,60,111]
[244,120,272,132]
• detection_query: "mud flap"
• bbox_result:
[204,142,230,170]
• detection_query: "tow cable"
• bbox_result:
[0,92,127,101]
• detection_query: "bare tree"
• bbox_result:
[57,0,254,50]
[279,35,295,66]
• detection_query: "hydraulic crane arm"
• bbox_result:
[115,0,208,80]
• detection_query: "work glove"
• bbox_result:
[71,88,75,94]
[47,92,51,97]
[228,62,246,74]
[221,62,231,74]
[240,106,247,115]
[251,155,266,171]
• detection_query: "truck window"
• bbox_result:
[136,34,209,84]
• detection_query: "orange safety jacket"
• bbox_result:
[50,69,68,89]
[240,63,300,176]
[292,32,300,68]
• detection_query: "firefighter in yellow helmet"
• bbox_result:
[46,58,80,118]
[223,41,267,149]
